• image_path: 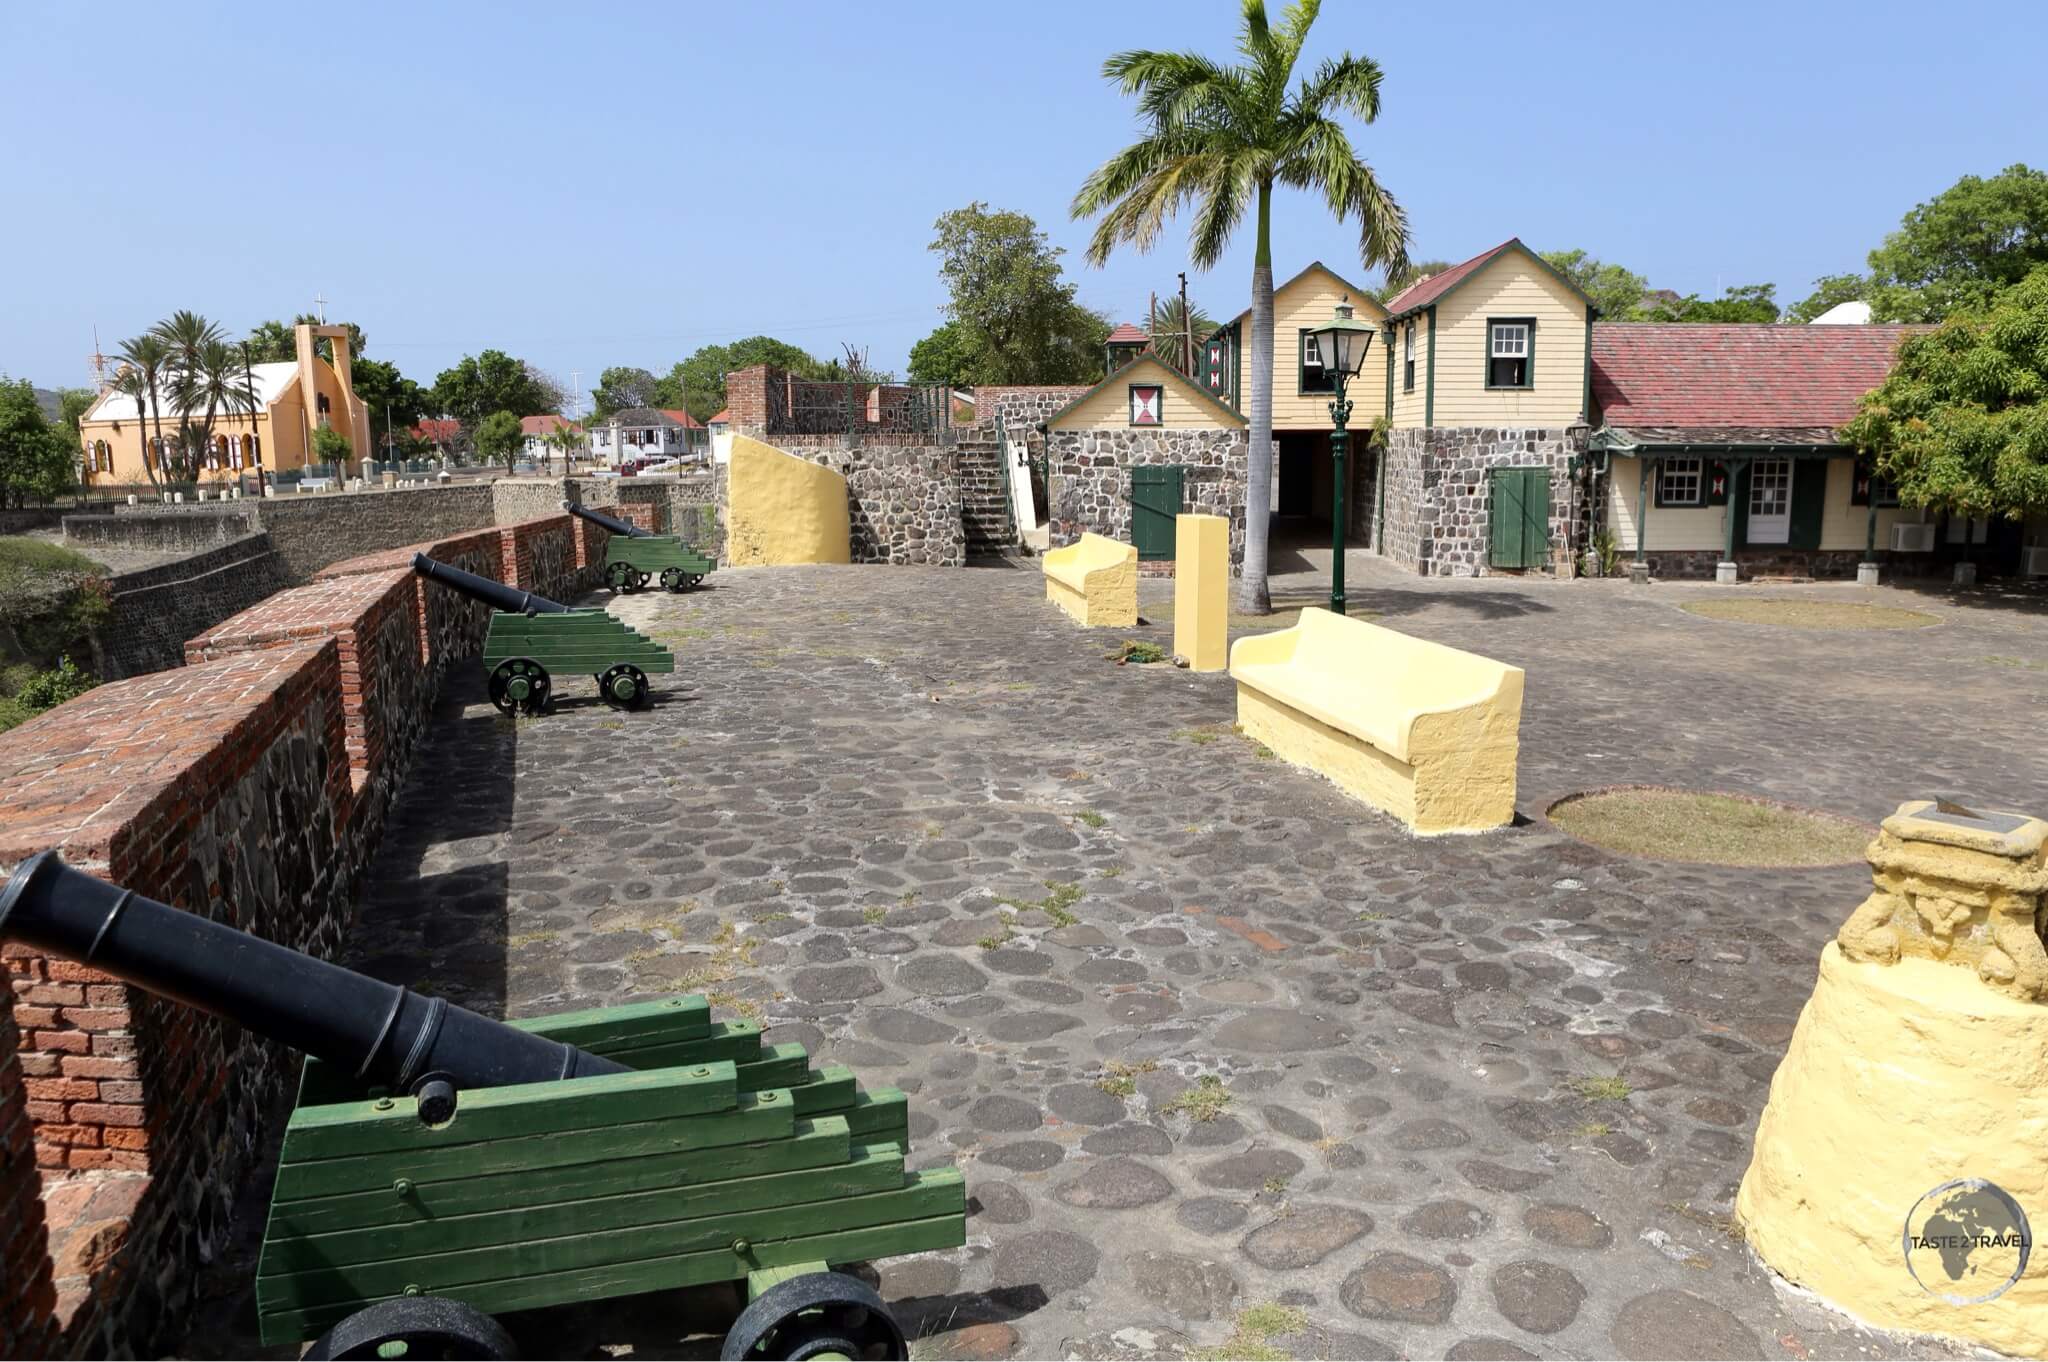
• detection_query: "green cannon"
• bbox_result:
[564,499,717,593]
[412,553,674,714]
[1,851,965,1361]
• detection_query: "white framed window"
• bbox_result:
[1298,331,1336,394]
[1403,323,1416,392]
[1659,457,1703,507]
[1487,319,1533,389]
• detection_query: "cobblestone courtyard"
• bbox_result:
[192,559,2048,1360]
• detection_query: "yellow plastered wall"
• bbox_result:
[1173,514,1228,671]
[1817,456,1923,550]
[1261,266,1390,431]
[1050,356,1237,430]
[1608,455,1930,552]
[726,435,851,566]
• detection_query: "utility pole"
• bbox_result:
[1178,272,1193,374]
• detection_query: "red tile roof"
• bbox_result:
[1106,322,1150,345]
[658,408,704,429]
[707,408,731,425]
[1383,240,1520,316]
[520,414,577,437]
[1591,324,1921,433]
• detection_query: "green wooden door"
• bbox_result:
[1487,467,1550,569]
[1788,459,1828,549]
[1130,465,1184,561]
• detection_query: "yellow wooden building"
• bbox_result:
[76,323,371,487]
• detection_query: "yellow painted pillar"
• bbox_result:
[1173,514,1228,671]
[1736,799,2048,1356]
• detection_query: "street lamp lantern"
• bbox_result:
[1310,299,1376,616]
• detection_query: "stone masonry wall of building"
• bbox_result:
[63,510,254,555]
[968,387,1091,433]
[92,534,292,682]
[0,511,583,1357]
[1381,427,1582,577]
[769,438,965,567]
[1,988,59,1359]
[1047,427,1250,568]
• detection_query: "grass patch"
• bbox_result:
[1253,744,1276,760]
[598,718,624,730]
[1098,865,1125,879]
[1680,597,1939,631]
[1547,787,1871,867]
[1175,727,1222,745]
[1096,1059,1156,1097]
[995,880,1083,929]
[1573,1121,1613,1138]
[1076,809,1107,829]
[1162,1074,1232,1122]
[1185,1303,1309,1362]
[505,931,558,949]
[1105,639,1168,665]
[862,906,887,925]
[1571,1075,1633,1102]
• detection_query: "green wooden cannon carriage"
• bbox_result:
[261,997,963,1359]
[565,500,718,593]
[413,553,674,714]
[0,853,966,1362]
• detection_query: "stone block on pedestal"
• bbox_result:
[1857,561,1881,587]
[1715,561,1738,584]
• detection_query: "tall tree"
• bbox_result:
[1541,249,1648,319]
[1787,272,1870,323]
[0,377,77,507]
[115,332,172,486]
[1842,264,2048,521]
[1072,0,1408,613]
[431,351,557,426]
[931,203,1107,385]
[591,366,665,418]
[245,316,368,364]
[54,388,93,439]
[1148,292,1219,375]
[1865,165,2048,322]
[349,356,427,457]
[473,410,524,475]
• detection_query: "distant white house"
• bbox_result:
[520,414,582,465]
[1810,300,1874,325]
[590,407,707,465]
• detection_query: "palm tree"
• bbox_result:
[1071,0,1407,612]
[116,333,173,488]
[184,339,258,476]
[153,310,227,479]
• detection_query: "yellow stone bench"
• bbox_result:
[1229,608,1524,834]
[1043,533,1137,628]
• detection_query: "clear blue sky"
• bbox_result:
[2,0,2036,406]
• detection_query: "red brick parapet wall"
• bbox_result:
[0,511,602,1357]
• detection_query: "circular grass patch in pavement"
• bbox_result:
[1679,597,1939,630]
[1545,787,1873,868]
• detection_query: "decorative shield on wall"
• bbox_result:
[1130,384,1163,426]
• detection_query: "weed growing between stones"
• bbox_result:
[995,881,1083,928]
[862,906,887,925]
[1184,1302,1308,1362]
[1162,1074,1231,1121]
[1570,1075,1633,1101]
[1096,1059,1157,1097]
[1105,639,1168,665]
[1076,809,1108,828]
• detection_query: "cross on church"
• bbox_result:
[314,292,327,323]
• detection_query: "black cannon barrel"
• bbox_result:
[0,852,627,1108]
[411,552,571,615]
[561,500,652,539]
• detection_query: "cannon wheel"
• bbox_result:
[660,566,688,592]
[488,658,551,717]
[305,1295,518,1361]
[598,663,649,709]
[605,561,638,594]
[632,567,652,590]
[719,1271,905,1361]
[688,573,705,589]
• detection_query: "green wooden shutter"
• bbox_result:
[1130,465,1184,561]
[1521,467,1551,567]
[1489,468,1524,568]
[1788,459,1828,549]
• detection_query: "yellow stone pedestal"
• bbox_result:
[1736,801,2048,1356]
[726,435,852,566]
[1173,514,1227,672]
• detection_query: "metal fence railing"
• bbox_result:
[767,380,955,441]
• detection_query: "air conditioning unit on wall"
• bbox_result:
[1889,522,1937,553]
[2023,545,2048,579]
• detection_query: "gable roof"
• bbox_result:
[658,408,704,429]
[1106,322,1150,345]
[83,360,303,423]
[606,406,694,429]
[707,408,731,426]
[1045,353,1248,430]
[1226,261,1382,328]
[1590,323,1921,445]
[520,414,578,437]
[1383,238,1594,321]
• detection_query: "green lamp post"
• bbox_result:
[1308,299,1377,615]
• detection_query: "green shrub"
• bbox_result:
[0,655,95,733]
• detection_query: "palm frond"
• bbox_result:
[1188,153,1256,269]
[1293,53,1383,123]
[1276,119,1409,273]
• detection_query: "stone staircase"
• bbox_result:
[954,437,1020,559]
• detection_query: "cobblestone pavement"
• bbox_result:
[188,559,2047,1360]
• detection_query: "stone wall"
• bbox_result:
[1046,427,1250,568]
[0,512,584,1357]
[91,535,291,682]
[1381,427,1582,577]
[763,438,965,567]
[1630,548,1890,581]
[967,386,1090,433]
[78,484,496,583]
